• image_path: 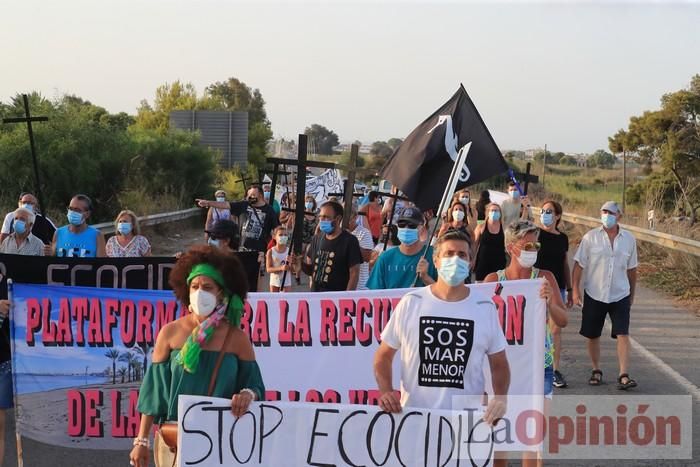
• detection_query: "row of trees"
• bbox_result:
[0,76,274,220]
[104,347,150,384]
[0,92,217,221]
[609,74,700,222]
[505,149,617,168]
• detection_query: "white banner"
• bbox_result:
[241,280,545,451]
[178,397,494,467]
[305,168,344,205]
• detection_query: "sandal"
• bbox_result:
[617,373,637,390]
[588,369,603,386]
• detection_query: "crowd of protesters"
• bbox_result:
[0,180,639,466]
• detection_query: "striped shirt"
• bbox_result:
[0,233,44,256]
[352,225,374,290]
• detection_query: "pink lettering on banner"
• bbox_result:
[252,300,270,345]
[111,390,140,438]
[103,298,119,346]
[356,299,373,346]
[154,300,177,340]
[70,297,88,345]
[25,298,42,346]
[492,284,525,345]
[41,298,58,345]
[136,301,153,345]
[320,299,338,345]
[119,300,136,347]
[337,299,356,345]
[87,298,104,345]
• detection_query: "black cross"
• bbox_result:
[2,94,49,213]
[266,164,291,205]
[510,162,539,195]
[377,188,410,252]
[235,175,252,192]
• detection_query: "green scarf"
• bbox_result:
[177,264,244,373]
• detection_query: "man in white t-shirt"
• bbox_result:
[374,229,510,424]
[348,208,374,290]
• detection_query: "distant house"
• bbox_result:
[170,110,248,169]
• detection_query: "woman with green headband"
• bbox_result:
[130,246,265,467]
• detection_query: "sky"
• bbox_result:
[1,0,699,154]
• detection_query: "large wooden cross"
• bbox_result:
[2,94,49,212]
[511,162,539,195]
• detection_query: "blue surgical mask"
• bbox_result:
[438,255,470,286]
[509,190,520,199]
[264,191,270,200]
[601,213,617,229]
[541,212,554,227]
[319,220,335,234]
[397,227,419,245]
[67,210,84,226]
[216,196,225,203]
[207,238,221,248]
[278,235,289,245]
[14,220,27,235]
[489,211,501,222]
[305,202,314,211]
[117,222,132,235]
[22,203,34,213]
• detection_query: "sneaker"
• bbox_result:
[553,370,568,388]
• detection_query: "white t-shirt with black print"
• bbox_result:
[381,285,507,410]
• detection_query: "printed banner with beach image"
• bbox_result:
[10,281,544,451]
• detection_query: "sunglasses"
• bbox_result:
[397,221,419,229]
[517,241,541,252]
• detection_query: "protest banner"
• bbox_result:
[0,251,261,294]
[10,280,544,451]
[177,396,495,467]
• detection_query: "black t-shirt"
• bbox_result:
[9,214,56,245]
[229,201,279,252]
[309,231,363,292]
[535,230,569,289]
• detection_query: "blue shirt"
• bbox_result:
[367,245,438,289]
[55,225,99,257]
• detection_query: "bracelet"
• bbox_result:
[240,388,257,400]
[133,437,149,448]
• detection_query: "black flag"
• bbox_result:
[380,84,508,211]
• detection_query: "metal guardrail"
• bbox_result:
[92,207,202,235]
[560,212,700,257]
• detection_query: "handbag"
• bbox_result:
[158,324,235,452]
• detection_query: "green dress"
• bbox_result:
[137,349,265,423]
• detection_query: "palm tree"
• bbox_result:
[104,349,121,384]
[132,345,152,377]
[117,367,127,384]
[118,353,136,382]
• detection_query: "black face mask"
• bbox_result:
[248,197,258,204]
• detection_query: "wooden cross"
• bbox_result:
[2,94,49,212]
[235,175,251,192]
[266,164,291,205]
[510,162,539,195]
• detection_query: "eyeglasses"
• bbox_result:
[517,241,541,252]
[397,221,419,229]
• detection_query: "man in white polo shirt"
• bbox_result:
[572,201,638,390]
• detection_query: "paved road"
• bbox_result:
[4,225,699,466]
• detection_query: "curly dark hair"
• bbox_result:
[169,245,249,307]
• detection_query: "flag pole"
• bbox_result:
[412,142,472,286]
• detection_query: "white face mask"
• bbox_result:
[278,235,289,245]
[516,250,538,268]
[452,210,465,222]
[189,289,218,317]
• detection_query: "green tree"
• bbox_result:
[370,141,393,158]
[588,149,616,169]
[387,138,403,150]
[560,155,577,166]
[134,81,199,134]
[304,124,339,155]
[104,349,120,385]
[611,74,700,221]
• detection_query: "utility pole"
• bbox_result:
[542,143,547,191]
[622,149,627,212]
